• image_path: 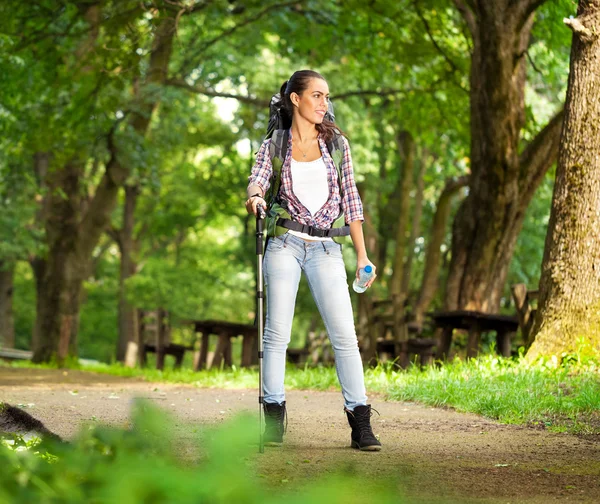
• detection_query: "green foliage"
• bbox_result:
[0,401,402,503]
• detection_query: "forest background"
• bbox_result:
[0,0,585,365]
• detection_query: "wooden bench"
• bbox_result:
[182,320,257,370]
[287,348,310,365]
[432,310,519,359]
[376,337,438,367]
[141,343,193,369]
[511,284,539,346]
[370,299,437,367]
[0,348,33,361]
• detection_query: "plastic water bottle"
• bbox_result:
[352,265,374,293]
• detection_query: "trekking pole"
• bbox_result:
[256,204,266,453]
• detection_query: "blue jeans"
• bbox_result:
[262,233,368,411]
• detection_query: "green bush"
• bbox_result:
[0,401,402,504]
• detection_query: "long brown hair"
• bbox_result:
[279,70,343,143]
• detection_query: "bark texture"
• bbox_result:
[527,1,600,359]
[390,131,415,343]
[0,263,15,348]
[115,185,140,363]
[401,152,426,297]
[447,0,564,312]
[390,131,415,297]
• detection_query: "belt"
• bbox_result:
[276,218,350,238]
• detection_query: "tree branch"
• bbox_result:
[512,0,549,32]
[452,0,477,37]
[177,0,305,75]
[413,1,465,84]
[168,79,444,107]
[80,12,176,259]
[564,15,600,42]
[105,225,122,249]
[520,110,565,203]
[166,79,269,106]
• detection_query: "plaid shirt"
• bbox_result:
[248,131,364,228]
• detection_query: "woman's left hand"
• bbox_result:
[356,258,377,289]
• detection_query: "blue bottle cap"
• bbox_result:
[364,265,373,273]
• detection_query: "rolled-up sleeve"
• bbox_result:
[247,138,272,195]
[340,137,364,223]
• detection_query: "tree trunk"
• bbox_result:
[32,161,86,363]
[31,10,176,363]
[527,2,600,359]
[390,131,415,344]
[0,262,15,348]
[356,182,378,363]
[390,131,415,297]
[414,176,468,327]
[375,113,389,269]
[447,0,564,312]
[116,185,140,363]
[401,150,426,297]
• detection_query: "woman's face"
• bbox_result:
[291,78,330,124]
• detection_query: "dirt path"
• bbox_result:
[1,367,599,503]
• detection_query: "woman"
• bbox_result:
[245,70,381,451]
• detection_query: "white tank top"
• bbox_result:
[289,157,332,241]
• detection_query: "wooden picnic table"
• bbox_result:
[181,319,257,370]
[431,310,519,359]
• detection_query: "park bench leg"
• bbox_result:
[421,349,434,367]
[241,335,253,367]
[212,332,229,369]
[435,327,453,360]
[224,337,233,367]
[397,341,410,368]
[496,330,513,357]
[195,332,209,371]
[174,350,184,369]
[466,323,481,358]
[156,349,165,370]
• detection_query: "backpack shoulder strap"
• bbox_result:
[266,129,289,205]
[326,133,345,198]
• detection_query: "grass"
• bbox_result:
[4,353,600,434]
[376,354,600,435]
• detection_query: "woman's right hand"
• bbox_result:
[245,195,266,216]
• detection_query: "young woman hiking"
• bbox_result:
[245,70,381,451]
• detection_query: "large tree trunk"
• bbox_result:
[390,131,415,344]
[390,131,415,297]
[116,185,140,363]
[414,176,468,327]
[356,182,378,363]
[375,111,389,269]
[32,9,176,363]
[401,150,426,297]
[0,262,15,348]
[447,0,564,312]
[527,2,600,359]
[32,161,89,363]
